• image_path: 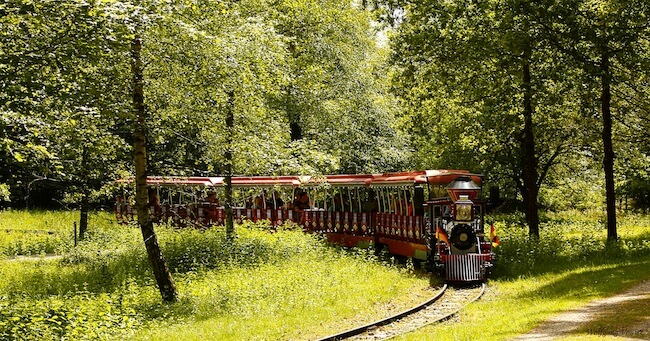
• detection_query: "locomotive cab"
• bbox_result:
[429,176,494,282]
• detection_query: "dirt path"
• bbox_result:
[512,279,650,340]
[3,253,62,262]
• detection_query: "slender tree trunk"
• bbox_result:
[79,192,89,240]
[225,90,235,239]
[521,46,540,238]
[79,146,89,239]
[132,34,178,302]
[601,52,617,242]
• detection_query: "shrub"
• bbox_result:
[0,283,147,341]
[491,213,650,278]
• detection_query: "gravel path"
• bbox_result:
[4,253,62,262]
[512,280,650,340]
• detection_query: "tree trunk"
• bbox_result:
[225,90,235,239]
[132,33,178,302]
[79,145,89,240]
[521,46,540,238]
[601,52,617,242]
[79,192,89,240]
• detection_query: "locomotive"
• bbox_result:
[115,170,496,282]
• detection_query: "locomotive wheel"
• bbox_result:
[374,243,387,257]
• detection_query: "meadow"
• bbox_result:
[0,210,432,340]
[1,209,649,340]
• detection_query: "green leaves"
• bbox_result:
[142,0,407,176]
[2,0,409,208]
[0,0,133,205]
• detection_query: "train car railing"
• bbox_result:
[115,203,305,228]
[303,210,374,236]
[375,213,425,243]
[115,205,424,243]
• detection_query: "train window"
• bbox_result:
[429,184,447,199]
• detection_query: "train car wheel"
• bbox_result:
[374,243,386,257]
[394,255,408,266]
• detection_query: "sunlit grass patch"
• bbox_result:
[131,226,433,340]
[0,209,78,231]
[133,252,431,340]
[0,211,431,340]
[0,209,118,257]
[394,258,650,341]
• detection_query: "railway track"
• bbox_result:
[317,283,486,341]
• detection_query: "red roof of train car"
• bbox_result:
[117,170,481,187]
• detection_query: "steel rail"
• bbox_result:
[316,284,448,341]
[382,282,487,340]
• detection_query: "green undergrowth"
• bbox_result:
[0,209,79,256]
[0,211,430,340]
[492,211,650,278]
[3,210,649,340]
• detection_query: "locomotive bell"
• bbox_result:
[447,176,481,222]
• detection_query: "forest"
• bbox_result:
[2,0,650,224]
[2,1,650,339]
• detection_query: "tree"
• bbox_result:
[0,0,105,207]
[274,0,409,173]
[386,0,584,236]
[143,0,293,177]
[224,91,235,239]
[132,30,177,302]
[525,0,650,241]
[140,0,407,177]
[0,0,131,237]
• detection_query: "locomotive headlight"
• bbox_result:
[446,176,480,222]
[456,203,472,221]
[454,194,473,221]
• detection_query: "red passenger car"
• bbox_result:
[115,170,495,282]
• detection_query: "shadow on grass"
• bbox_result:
[515,258,650,301]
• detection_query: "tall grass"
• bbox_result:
[0,209,79,256]
[0,211,430,340]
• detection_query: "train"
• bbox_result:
[114,170,498,282]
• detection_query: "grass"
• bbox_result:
[0,209,77,256]
[0,210,432,340]
[132,253,433,340]
[1,209,649,340]
[395,210,650,341]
